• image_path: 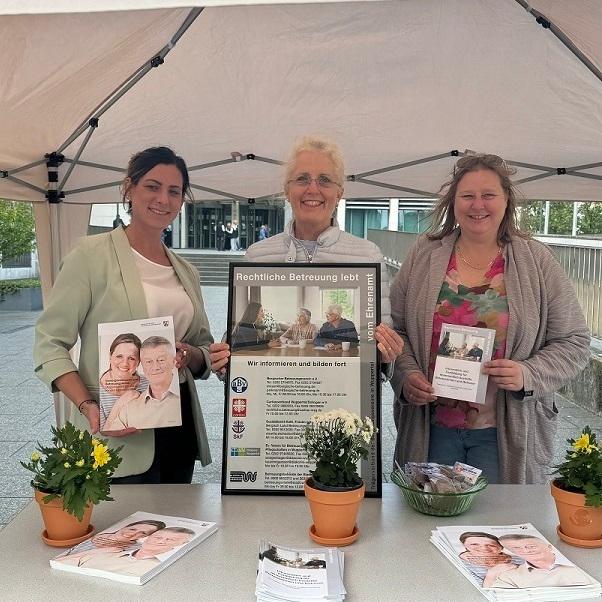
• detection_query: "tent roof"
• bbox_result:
[1,0,601,204]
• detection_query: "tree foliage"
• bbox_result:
[0,200,35,264]
[578,203,602,236]
[519,201,602,236]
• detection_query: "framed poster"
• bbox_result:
[221,263,382,496]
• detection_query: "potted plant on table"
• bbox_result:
[551,426,602,548]
[21,422,122,547]
[301,408,376,546]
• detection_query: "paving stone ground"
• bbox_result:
[1,287,601,529]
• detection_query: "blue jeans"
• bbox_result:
[428,424,500,484]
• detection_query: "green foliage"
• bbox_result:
[552,426,602,507]
[577,203,602,236]
[323,289,354,321]
[0,278,40,296]
[0,200,35,264]
[548,202,574,235]
[21,422,123,520]
[519,201,545,233]
[520,201,602,236]
[300,409,376,488]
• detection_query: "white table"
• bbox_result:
[0,484,600,601]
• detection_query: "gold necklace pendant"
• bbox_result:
[456,245,501,271]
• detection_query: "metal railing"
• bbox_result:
[541,238,602,339]
[368,230,602,339]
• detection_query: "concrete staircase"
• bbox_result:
[175,250,245,286]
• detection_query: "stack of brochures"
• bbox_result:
[431,523,601,601]
[50,511,218,585]
[255,539,346,601]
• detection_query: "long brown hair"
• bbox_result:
[428,154,529,244]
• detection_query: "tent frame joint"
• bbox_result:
[46,190,65,204]
[45,152,64,167]
[151,55,164,68]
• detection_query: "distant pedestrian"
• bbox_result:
[216,221,225,251]
[230,219,240,251]
[259,224,270,240]
[224,221,233,251]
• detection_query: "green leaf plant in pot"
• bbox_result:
[21,422,123,547]
[300,408,376,546]
[551,426,602,548]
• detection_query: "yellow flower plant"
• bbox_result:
[553,426,602,507]
[21,422,123,520]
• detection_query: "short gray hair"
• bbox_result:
[327,304,342,317]
[141,336,173,354]
[298,308,311,319]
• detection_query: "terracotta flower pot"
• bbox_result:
[34,489,93,542]
[304,478,365,543]
[550,480,602,547]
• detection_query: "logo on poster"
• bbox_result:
[232,420,245,438]
[229,471,258,483]
[232,398,247,417]
[230,447,260,457]
[230,377,248,393]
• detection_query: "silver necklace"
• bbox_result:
[293,238,315,263]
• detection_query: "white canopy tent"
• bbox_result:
[1,0,601,296]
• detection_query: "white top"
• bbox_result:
[131,248,194,341]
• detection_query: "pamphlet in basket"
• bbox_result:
[50,511,218,585]
[431,523,601,601]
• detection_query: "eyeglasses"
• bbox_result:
[287,174,342,190]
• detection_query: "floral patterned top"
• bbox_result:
[429,252,509,429]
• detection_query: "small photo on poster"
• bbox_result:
[230,288,360,357]
[98,316,180,431]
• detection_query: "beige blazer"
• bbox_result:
[390,231,590,483]
[34,226,214,477]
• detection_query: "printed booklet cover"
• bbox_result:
[256,539,345,601]
[432,324,495,404]
[98,316,180,430]
[431,523,600,601]
[50,511,218,585]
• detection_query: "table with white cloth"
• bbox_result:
[0,484,600,601]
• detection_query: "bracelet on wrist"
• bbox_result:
[77,399,98,414]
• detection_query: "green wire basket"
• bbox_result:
[391,470,488,517]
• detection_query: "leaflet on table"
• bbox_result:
[432,324,495,404]
[431,523,601,601]
[256,539,346,601]
[222,263,381,495]
[97,316,180,430]
[50,511,218,585]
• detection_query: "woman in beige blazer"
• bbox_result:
[391,154,590,483]
[35,147,215,483]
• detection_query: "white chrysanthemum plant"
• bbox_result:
[301,408,377,489]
